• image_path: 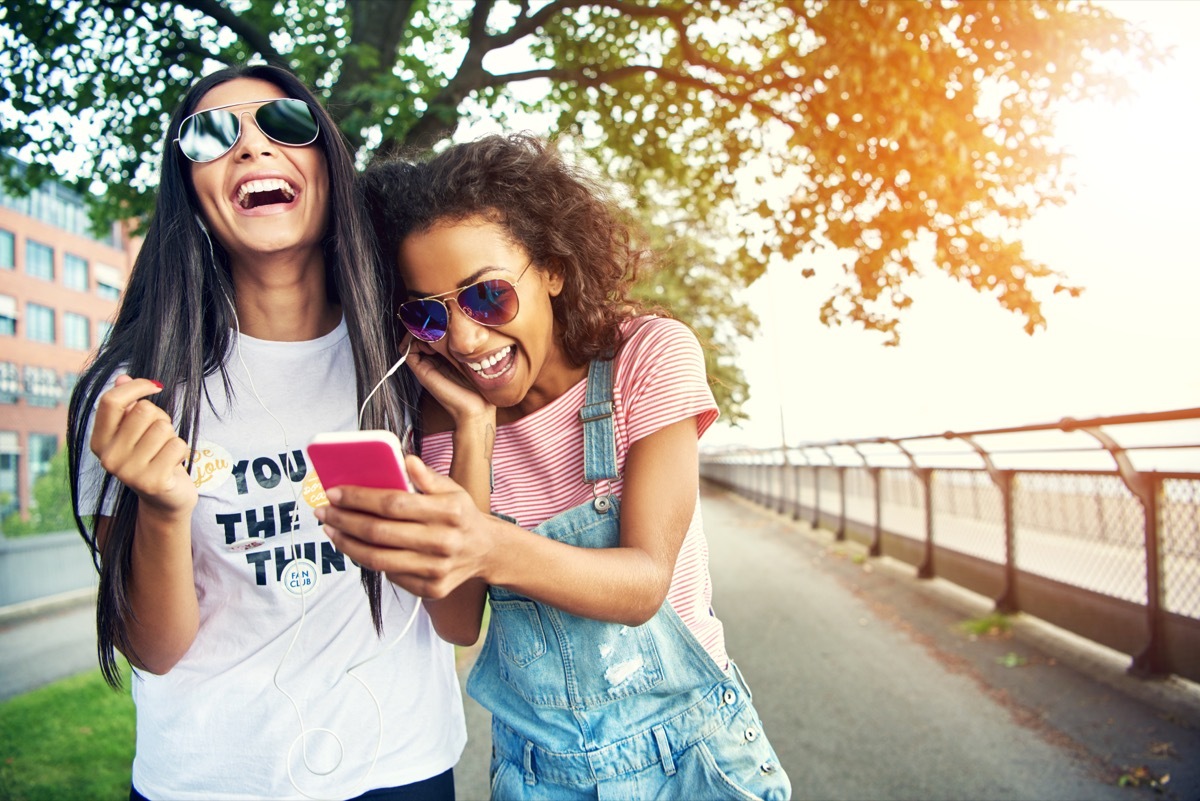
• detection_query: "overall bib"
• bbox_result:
[467,358,791,801]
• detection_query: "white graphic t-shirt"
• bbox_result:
[79,319,466,800]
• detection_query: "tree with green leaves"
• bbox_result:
[1,0,1163,421]
[1,446,77,537]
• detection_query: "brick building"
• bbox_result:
[0,162,138,524]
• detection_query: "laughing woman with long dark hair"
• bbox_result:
[66,64,466,800]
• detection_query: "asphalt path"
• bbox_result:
[454,482,1200,800]
[3,483,1199,801]
[0,590,97,701]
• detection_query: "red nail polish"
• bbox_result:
[150,380,164,389]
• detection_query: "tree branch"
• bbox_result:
[399,0,733,148]
[179,0,288,66]
[329,0,421,143]
[399,0,499,147]
[465,0,496,47]
[490,63,786,124]
[490,0,687,49]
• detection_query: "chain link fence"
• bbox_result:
[701,408,1200,683]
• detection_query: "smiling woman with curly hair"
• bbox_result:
[323,133,793,800]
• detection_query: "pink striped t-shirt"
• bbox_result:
[419,316,728,668]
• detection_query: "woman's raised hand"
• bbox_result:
[90,376,197,518]
[407,346,495,428]
[315,455,493,600]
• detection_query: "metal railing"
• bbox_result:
[700,408,1200,683]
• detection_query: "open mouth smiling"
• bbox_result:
[467,345,514,379]
[236,177,297,210]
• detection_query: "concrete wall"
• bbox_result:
[0,531,96,607]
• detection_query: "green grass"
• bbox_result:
[958,611,1013,638]
[0,607,490,801]
[0,665,134,801]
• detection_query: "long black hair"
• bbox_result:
[66,64,413,687]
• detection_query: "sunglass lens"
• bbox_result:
[179,109,240,163]
[459,280,518,325]
[399,300,449,342]
[256,99,319,146]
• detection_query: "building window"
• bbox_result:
[64,253,89,292]
[27,432,58,487]
[97,319,113,346]
[0,432,18,519]
[0,164,117,247]
[0,295,16,336]
[24,366,62,408]
[64,312,90,350]
[95,262,124,301]
[0,363,19,404]
[26,240,54,281]
[26,303,55,343]
[0,230,13,270]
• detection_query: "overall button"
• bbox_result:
[722,689,737,705]
[760,761,777,774]
[744,727,758,742]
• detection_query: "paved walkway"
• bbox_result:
[0,589,97,701]
[453,483,1200,800]
[3,482,1199,800]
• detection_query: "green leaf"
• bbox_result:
[2,0,1166,420]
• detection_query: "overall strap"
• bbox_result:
[579,357,619,510]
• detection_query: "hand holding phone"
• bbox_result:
[306,430,414,493]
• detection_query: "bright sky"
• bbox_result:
[704,0,1200,452]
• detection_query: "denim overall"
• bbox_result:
[467,358,791,801]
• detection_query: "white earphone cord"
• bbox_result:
[201,222,423,800]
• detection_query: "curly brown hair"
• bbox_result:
[361,134,657,365]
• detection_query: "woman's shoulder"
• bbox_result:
[617,315,702,363]
[620,314,696,346]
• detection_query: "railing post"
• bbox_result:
[1065,421,1166,676]
[995,470,1018,614]
[763,458,772,508]
[849,444,882,557]
[950,434,1019,614]
[1133,474,1165,676]
[886,439,934,578]
[836,466,847,542]
[776,447,789,516]
[916,467,934,579]
[870,467,883,557]
[811,463,820,529]
[792,460,804,521]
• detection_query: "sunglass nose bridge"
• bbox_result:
[230,109,276,154]
[442,302,494,351]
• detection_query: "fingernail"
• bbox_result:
[149,380,164,389]
[313,506,326,522]
[325,488,342,504]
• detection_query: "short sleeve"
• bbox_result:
[75,372,122,518]
[613,317,720,447]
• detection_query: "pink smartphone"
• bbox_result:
[306,429,414,492]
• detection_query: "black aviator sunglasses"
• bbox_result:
[175,97,320,163]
